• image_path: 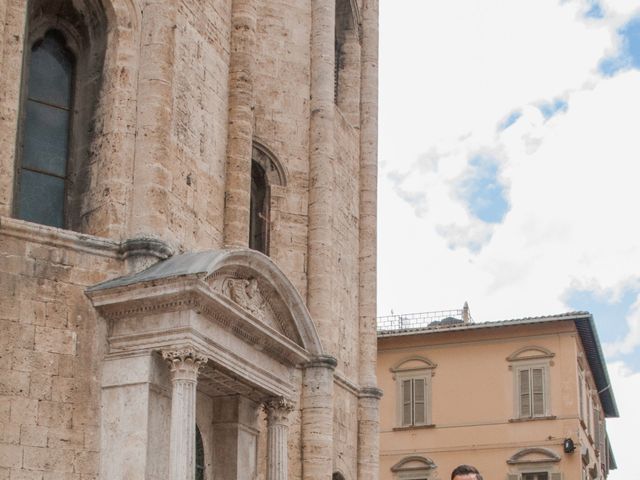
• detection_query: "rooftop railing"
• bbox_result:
[377,306,473,334]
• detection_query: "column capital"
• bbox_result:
[303,354,337,370]
[162,347,208,381]
[358,386,383,400]
[263,396,295,424]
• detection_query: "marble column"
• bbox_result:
[264,397,295,480]
[163,348,207,480]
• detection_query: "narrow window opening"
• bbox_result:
[250,160,269,254]
[16,30,75,228]
[195,425,205,480]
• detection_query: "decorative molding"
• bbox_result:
[119,236,174,261]
[390,356,437,373]
[303,355,338,370]
[506,447,561,465]
[391,456,437,473]
[359,386,383,400]
[507,345,555,362]
[0,215,120,258]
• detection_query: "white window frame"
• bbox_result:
[391,357,436,428]
[507,346,554,420]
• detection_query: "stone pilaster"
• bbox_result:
[357,387,382,480]
[163,348,207,480]
[307,0,336,349]
[223,0,257,248]
[264,397,295,480]
[302,355,337,480]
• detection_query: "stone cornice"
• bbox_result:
[0,215,120,258]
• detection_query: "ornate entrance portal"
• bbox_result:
[87,249,331,480]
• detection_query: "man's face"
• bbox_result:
[452,475,478,480]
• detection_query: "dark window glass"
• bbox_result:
[17,30,74,228]
[16,169,65,227]
[195,425,205,480]
[249,161,268,254]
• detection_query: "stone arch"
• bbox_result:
[507,345,555,362]
[252,139,287,187]
[506,447,561,465]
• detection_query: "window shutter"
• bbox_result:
[413,378,426,425]
[402,379,412,426]
[578,375,584,420]
[519,369,531,417]
[507,475,519,480]
[531,368,545,416]
[551,473,563,480]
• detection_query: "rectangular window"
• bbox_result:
[522,473,549,480]
[518,367,546,417]
[401,377,428,426]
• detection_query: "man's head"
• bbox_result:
[451,464,482,480]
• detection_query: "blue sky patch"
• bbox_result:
[599,16,640,76]
[458,154,510,224]
[585,1,604,19]
[538,98,568,120]
[564,283,640,370]
[498,109,522,131]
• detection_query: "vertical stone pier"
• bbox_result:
[163,348,207,480]
[302,355,337,479]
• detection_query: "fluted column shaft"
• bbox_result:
[302,355,336,480]
[265,397,295,480]
[163,349,207,480]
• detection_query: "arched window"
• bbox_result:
[14,0,107,231]
[249,141,286,256]
[250,160,269,254]
[195,425,205,480]
[333,472,346,480]
[15,30,74,228]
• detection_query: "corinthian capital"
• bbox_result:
[162,347,208,380]
[263,396,295,424]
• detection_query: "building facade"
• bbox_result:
[0,0,381,478]
[377,311,617,480]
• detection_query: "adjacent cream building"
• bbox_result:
[377,310,618,480]
[0,0,381,478]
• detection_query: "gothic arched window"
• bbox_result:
[15,30,74,228]
[195,425,205,480]
[14,0,107,231]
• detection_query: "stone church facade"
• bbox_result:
[0,0,380,478]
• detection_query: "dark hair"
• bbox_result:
[451,464,481,480]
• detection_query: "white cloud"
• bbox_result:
[379,3,640,473]
[605,294,640,357]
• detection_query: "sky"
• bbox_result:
[377,1,640,478]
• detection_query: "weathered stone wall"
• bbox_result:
[0,0,380,476]
[0,219,122,478]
